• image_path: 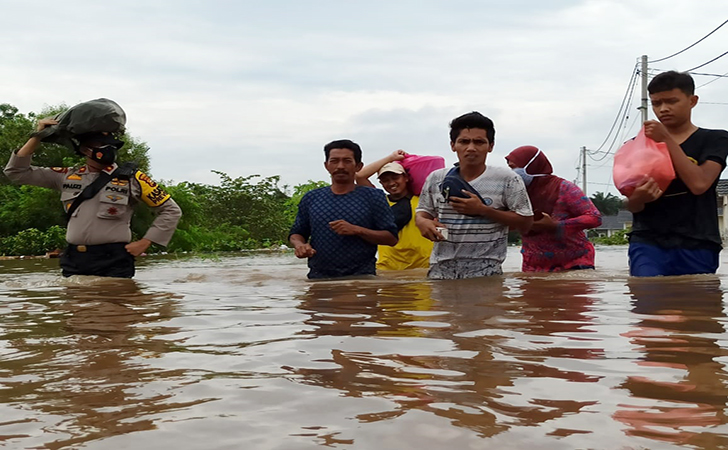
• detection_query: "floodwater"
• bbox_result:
[1,247,728,449]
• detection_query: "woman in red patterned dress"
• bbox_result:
[505,146,602,272]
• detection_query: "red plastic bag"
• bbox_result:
[401,154,446,195]
[612,127,675,197]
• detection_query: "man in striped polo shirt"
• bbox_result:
[415,112,533,279]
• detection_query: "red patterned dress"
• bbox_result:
[520,179,602,272]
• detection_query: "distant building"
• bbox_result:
[717,179,728,241]
[594,210,632,237]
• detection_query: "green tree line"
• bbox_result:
[0,103,328,256]
[1,103,632,256]
[589,191,624,216]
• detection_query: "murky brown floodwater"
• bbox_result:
[2,246,728,449]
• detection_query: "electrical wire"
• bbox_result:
[622,111,642,141]
[589,63,639,156]
[583,18,728,193]
[606,163,614,191]
[648,19,728,63]
[691,71,728,77]
[590,114,642,169]
[588,74,639,162]
[685,50,728,72]
[696,70,728,89]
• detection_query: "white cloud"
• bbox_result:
[1,0,726,195]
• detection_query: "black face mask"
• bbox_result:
[88,145,118,165]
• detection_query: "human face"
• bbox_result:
[650,88,697,129]
[81,142,117,169]
[378,172,409,200]
[324,148,362,184]
[450,128,493,167]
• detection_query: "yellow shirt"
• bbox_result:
[377,195,433,270]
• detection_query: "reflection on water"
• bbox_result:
[0,277,203,449]
[291,276,605,442]
[617,276,728,447]
[1,247,727,449]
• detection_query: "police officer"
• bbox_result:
[4,118,182,278]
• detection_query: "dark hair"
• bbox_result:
[648,70,695,96]
[449,111,495,143]
[324,139,362,164]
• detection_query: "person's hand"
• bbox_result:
[530,212,558,232]
[389,149,407,162]
[36,118,58,132]
[643,120,671,143]
[125,238,152,256]
[294,243,316,258]
[449,191,486,216]
[329,220,361,236]
[629,177,663,204]
[416,217,446,241]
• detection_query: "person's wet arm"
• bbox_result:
[126,176,182,256]
[625,178,662,213]
[559,182,602,231]
[644,120,724,195]
[355,150,406,187]
[140,198,182,246]
[415,211,446,241]
[450,189,533,232]
[4,119,64,190]
[482,205,533,231]
[289,193,315,257]
[329,190,399,246]
[289,234,315,258]
[329,220,398,246]
[414,173,446,241]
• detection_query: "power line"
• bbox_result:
[588,72,639,162]
[697,71,728,89]
[589,113,641,169]
[691,71,728,77]
[619,111,641,142]
[589,63,639,156]
[648,19,728,63]
[685,50,728,72]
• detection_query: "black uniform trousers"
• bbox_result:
[60,242,135,278]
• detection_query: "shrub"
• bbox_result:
[591,229,629,245]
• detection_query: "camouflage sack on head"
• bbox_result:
[32,98,126,150]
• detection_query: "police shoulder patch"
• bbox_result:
[135,171,170,207]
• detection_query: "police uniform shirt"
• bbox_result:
[4,151,181,246]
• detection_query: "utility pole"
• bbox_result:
[581,146,587,196]
[640,54,649,122]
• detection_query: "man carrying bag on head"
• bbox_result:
[4,99,182,278]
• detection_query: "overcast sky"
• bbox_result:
[2,0,727,195]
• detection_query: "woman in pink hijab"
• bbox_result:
[505,146,602,272]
